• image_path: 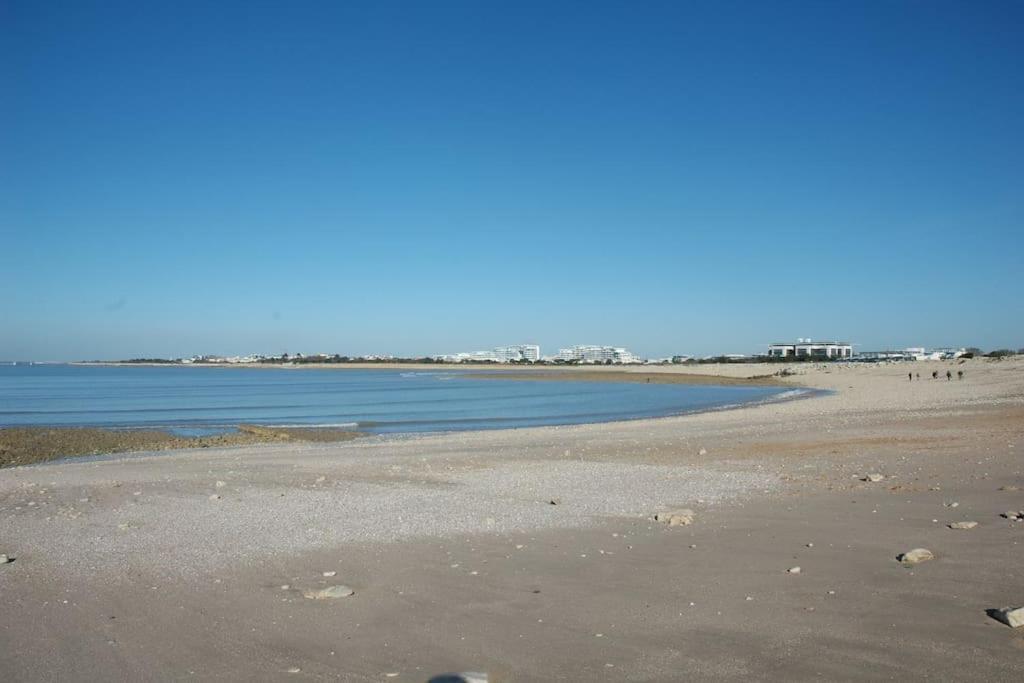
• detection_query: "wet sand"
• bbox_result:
[1,357,1023,680]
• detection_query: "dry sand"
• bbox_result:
[2,357,1023,681]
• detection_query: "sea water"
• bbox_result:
[0,364,797,435]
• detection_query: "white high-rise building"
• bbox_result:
[493,345,541,362]
[438,344,541,363]
[554,345,641,364]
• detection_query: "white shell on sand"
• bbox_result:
[303,585,354,600]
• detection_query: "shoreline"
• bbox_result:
[0,424,362,468]
[0,384,812,468]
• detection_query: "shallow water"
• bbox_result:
[0,364,796,434]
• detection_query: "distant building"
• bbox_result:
[554,345,641,364]
[438,344,540,363]
[768,339,852,360]
[493,345,541,362]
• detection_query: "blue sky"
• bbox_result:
[2,0,1022,360]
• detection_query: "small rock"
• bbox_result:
[947,521,978,530]
[988,606,1024,628]
[806,543,814,548]
[548,498,560,506]
[0,554,11,565]
[286,667,301,674]
[654,509,695,526]
[998,485,1020,492]
[864,473,885,483]
[1001,511,1024,520]
[697,448,708,456]
[214,481,226,488]
[322,571,336,577]
[787,566,801,574]
[897,548,934,565]
[315,476,326,483]
[209,494,221,501]
[427,674,488,683]
[945,502,959,508]
[303,585,354,600]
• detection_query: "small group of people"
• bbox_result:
[909,369,963,381]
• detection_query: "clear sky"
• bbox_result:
[2,0,1022,360]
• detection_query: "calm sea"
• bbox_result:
[0,364,796,436]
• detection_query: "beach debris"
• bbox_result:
[787,566,802,574]
[947,521,978,530]
[897,548,934,565]
[806,543,814,548]
[697,448,708,456]
[944,502,959,508]
[988,606,1024,628]
[1001,511,1024,520]
[208,494,221,501]
[0,554,12,565]
[303,585,354,600]
[548,498,560,506]
[322,571,336,577]
[864,473,885,483]
[654,509,695,526]
[427,673,488,683]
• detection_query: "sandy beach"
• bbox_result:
[2,358,1023,681]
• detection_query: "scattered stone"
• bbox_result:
[864,473,885,483]
[427,674,488,683]
[280,585,290,590]
[303,585,354,600]
[947,521,978,530]
[697,448,708,456]
[315,476,326,483]
[998,486,1020,492]
[286,667,301,674]
[322,571,336,577]
[548,498,560,506]
[988,606,1024,628]
[787,566,801,574]
[208,494,221,501]
[897,548,934,565]
[945,502,959,508]
[0,554,11,565]
[654,509,695,526]
[1001,511,1024,520]
[806,543,814,548]
[214,481,226,488]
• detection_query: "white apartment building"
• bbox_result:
[554,345,641,364]
[767,339,853,360]
[439,344,541,363]
[493,345,541,362]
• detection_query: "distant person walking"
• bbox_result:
[946,370,952,381]
[958,370,963,380]
[932,371,938,379]
[909,372,913,381]
[916,372,920,379]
